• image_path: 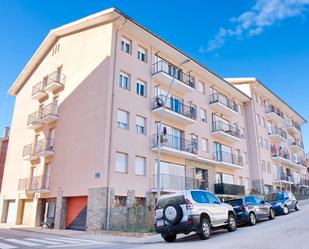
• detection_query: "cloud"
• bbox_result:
[202,0,309,53]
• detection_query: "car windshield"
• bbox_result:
[225,199,243,206]
[156,195,185,209]
[264,193,284,201]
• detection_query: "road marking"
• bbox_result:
[25,238,62,245]
[0,242,18,249]
[49,237,101,243]
[5,238,41,247]
[46,242,108,248]
[43,238,81,244]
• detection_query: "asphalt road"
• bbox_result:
[0,202,308,249]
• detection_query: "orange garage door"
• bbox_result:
[66,196,87,230]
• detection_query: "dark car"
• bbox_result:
[264,191,299,215]
[225,196,275,226]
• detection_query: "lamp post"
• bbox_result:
[156,59,190,199]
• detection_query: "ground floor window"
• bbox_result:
[115,196,127,207]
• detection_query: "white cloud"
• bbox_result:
[203,0,309,53]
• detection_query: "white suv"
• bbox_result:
[155,190,237,242]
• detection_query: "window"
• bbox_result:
[121,37,131,54]
[200,109,207,122]
[261,160,266,172]
[245,196,257,205]
[137,46,147,62]
[201,138,209,152]
[191,191,209,203]
[115,152,128,173]
[198,81,205,94]
[115,196,127,207]
[238,176,244,185]
[135,156,146,175]
[267,162,271,173]
[205,192,220,204]
[136,80,146,96]
[119,72,130,90]
[135,197,146,207]
[243,152,248,164]
[117,110,129,129]
[136,115,146,134]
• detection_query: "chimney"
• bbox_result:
[3,127,10,138]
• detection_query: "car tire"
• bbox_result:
[198,218,211,240]
[269,208,275,220]
[226,213,237,232]
[295,202,300,211]
[163,204,183,225]
[248,212,256,226]
[161,234,176,243]
[283,205,289,215]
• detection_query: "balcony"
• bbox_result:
[18,175,50,193]
[271,147,291,165]
[35,138,55,157]
[209,92,239,116]
[27,111,42,129]
[265,105,284,123]
[32,81,48,100]
[299,178,309,187]
[213,151,243,169]
[211,121,241,143]
[40,103,58,123]
[152,95,196,124]
[152,60,195,93]
[268,126,287,143]
[290,157,307,169]
[273,173,294,184]
[44,71,65,92]
[22,143,38,161]
[214,183,245,196]
[289,140,304,153]
[286,120,301,135]
[152,134,197,159]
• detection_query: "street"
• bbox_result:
[0,201,308,249]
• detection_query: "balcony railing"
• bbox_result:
[209,92,239,113]
[152,134,198,154]
[268,125,287,139]
[289,139,304,148]
[32,81,46,96]
[214,183,245,196]
[18,175,50,192]
[291,120,301,132]
[152,95,196,120]
[22,143,37,158]
[271,145,290,160]
[212,121,241,138]
[27,111,41,126]
[213,151,243,166]
[35,138,55,154]
[265,105,284,120]
[277,173,294,183]
[46,71,66,88]
[40,103,58,120]
[152,60,195,89]
[299,178,309,186]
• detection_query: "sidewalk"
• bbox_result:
[1,198,309,244]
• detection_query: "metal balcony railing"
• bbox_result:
[209,92,239,113]
[212,121,241,138]
[278,173,294,183]
[291,120,301,132]
[299,178,309,186]
[271,145,290,160]
[289,139,304,148]
[27,111,41,126]
[18,175,50,192]
[152,60,195,89]
[32,81,45,96]
[265,105,284,119]
[268,125,287,139]
[152,134,198,154]
[214,183,245,196]
[35,138,55,154]
[40,103,58,119]
[22,143,36,157]
[213,151,243,166]
[46,71,66,87]
[152,95,196,120]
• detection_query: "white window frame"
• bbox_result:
[137,46,147,62]
[136,115,146,134]
[121,36,131,54]
[198,81,205,94]
[200,109,207,122]
[119,72,130,90]
[117,109,129,129]
[136,80,146,97]
[135,156,146,176]
[201,138,209,152]
[115,152,128,173]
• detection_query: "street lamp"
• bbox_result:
[156,59,190,198]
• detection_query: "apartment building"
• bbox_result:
[226,78,307,194]
[0,127,10,192]
[0,8,306,231]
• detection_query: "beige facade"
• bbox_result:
[0,8,306,230]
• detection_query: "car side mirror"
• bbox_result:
[260,200,265,204]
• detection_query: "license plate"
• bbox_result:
[156,219,164,227]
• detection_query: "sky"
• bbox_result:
[0,0,309,152]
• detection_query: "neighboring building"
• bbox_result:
[226,78,307,194]
[0,8,306,231]
[0,127,10,192]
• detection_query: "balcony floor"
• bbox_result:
[209,101,239,117]
[211,131,241,143]
[152,107,196,124]
[45,82,64,92]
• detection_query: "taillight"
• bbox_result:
[185,198,194,210]
[239,205,247,211]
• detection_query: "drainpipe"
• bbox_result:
[105,17,127,231]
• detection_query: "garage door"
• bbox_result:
[6,201,16,224]
[66,196,87,231]
[22,200,33,225]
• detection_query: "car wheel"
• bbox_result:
[283,205,289,215]
[161,234,177,243]
[248,212,256,226]
[198,218,211,240]
[295,202,300,211]
[227,214,237,232]
[269,208,275,220]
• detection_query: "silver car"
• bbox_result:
[155,190,237,242]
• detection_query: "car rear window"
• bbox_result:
[225,199,243,206]
[191,191,209,203]
[156,195,185,209]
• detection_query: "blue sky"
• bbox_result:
[1,0,309,151]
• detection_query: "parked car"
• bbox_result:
[264,191,299,215]
[154,190,237,242]
[225,196,275,226]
